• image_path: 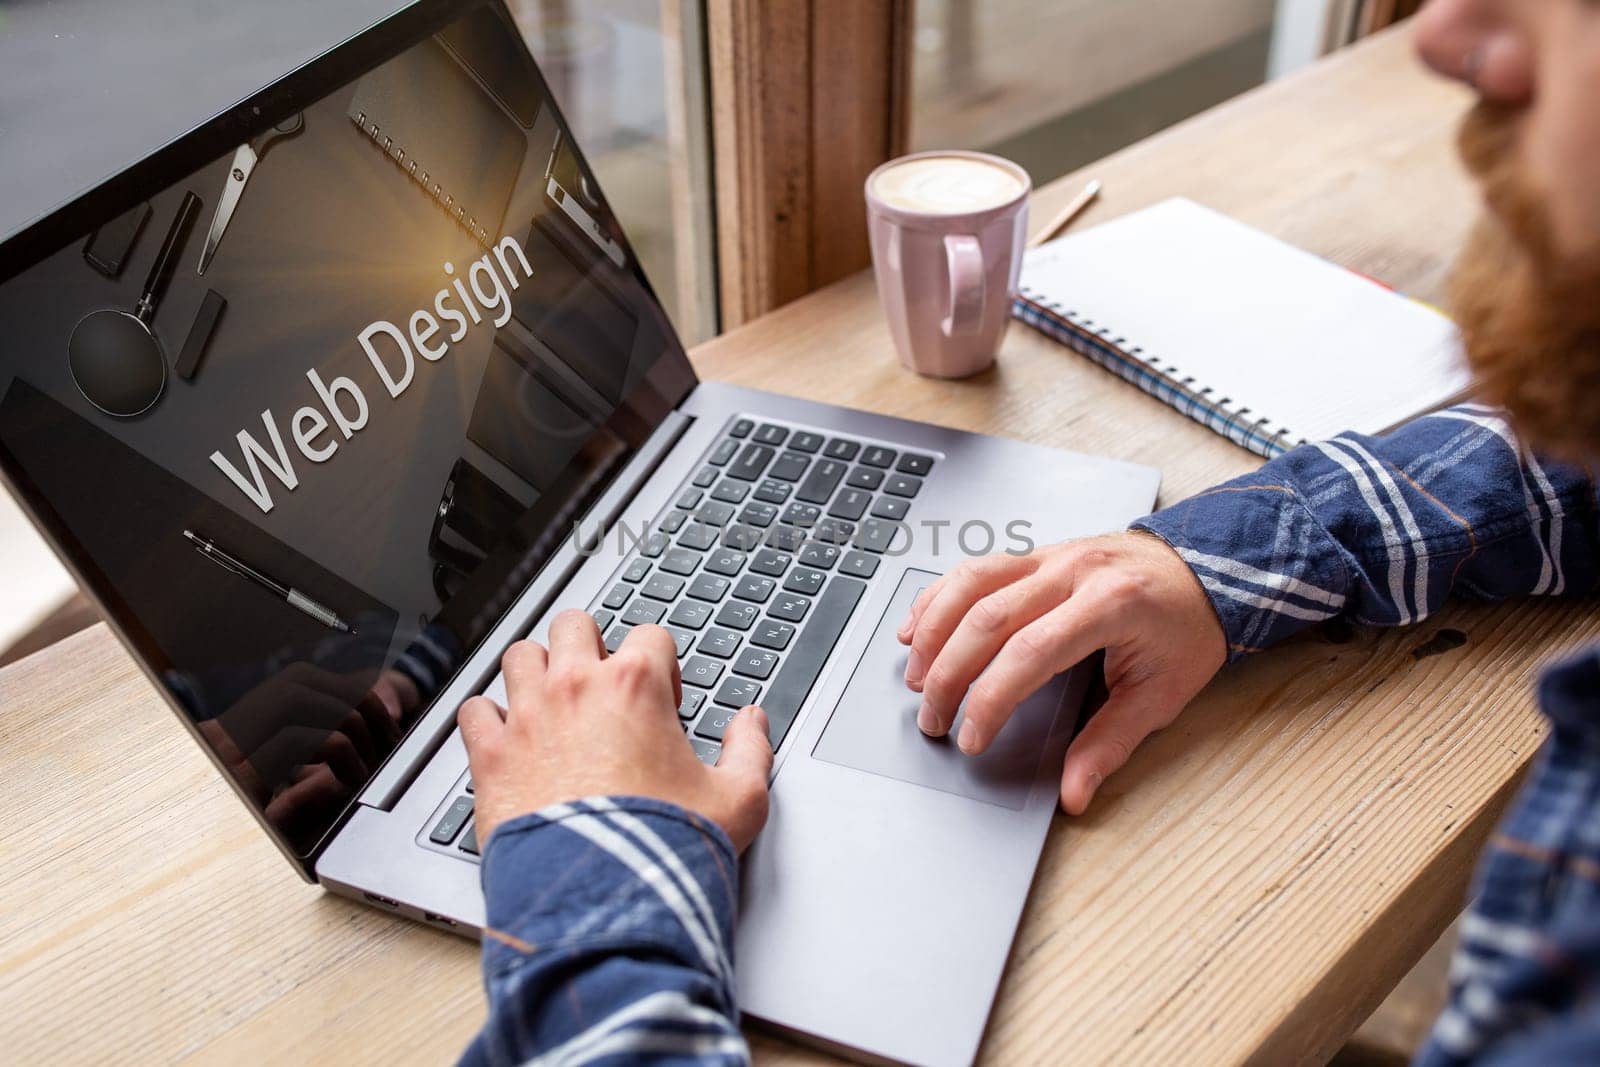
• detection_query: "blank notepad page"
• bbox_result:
[1020,198,1470,445]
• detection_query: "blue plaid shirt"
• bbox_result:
[462,403,1600,1066]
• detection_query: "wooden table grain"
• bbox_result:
[3,26,1586,1066]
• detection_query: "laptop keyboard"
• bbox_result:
[423,415,937,858]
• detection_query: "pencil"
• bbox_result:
[1028,179,1102,248]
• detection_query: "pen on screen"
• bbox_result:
[183,529,353,634]
[1028,179,1102,248]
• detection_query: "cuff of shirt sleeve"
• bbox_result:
[1131,482,1350,664]
[477,797,741,983]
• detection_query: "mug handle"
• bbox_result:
[941,234,986,338]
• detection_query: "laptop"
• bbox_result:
[0,2,1159,1063]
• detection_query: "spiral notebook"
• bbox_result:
[346,37,526,249]
[1012,198,1471,457]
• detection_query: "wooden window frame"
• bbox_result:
[706,1,912,329]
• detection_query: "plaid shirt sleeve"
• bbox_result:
[1138,402,1600,1066]
[450,404,1600,1067]
[459,797,748,1067]
[1134,403,1600,660]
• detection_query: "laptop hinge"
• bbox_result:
[356,408,696,811]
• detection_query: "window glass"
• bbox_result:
[911,0,1281,187]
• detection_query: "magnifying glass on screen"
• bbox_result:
[68,192,200,418]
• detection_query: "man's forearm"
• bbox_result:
[460,797,748,1067]
[1135,404,1599,661]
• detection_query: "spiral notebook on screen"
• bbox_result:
[1012,198,1472,457]
[346,37,526,248]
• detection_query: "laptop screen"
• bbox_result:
[0,0,695,862]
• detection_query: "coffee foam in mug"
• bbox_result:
[871,155,1025,215]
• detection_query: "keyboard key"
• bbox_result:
[846,466,884,491]
[733,574,776,603]
[429,795,474,845]
[678,523,720,550]
[694,704,741,740]
[783,567,827,595]
[870,496,910,521]
[679,687,708,720]
[660,548,701,575]
[697,627,742,658]
[798,543,840,569]
[790,431,825,453]
[622,558,652,583]
[716,601,761,630]
[733,648,779,680]
[782,502,821,527]
[750,550,792,577]
[696,500,736,527]
[855,517,903,554]
[604,620,636,655]
[641,574,685,602]
[839,550,880,579]
[602,583,632,610]
[460,823,480,856]
[751,619,796,650]
[823,438,861,461]
[693,466,718,488]
[728,443,775,481]
[757,577,866,747]
[622,599,667,626]
[765,526,807,552]
[769,452,810,482]
[709,439,739,465]
[687,573,731,602]
[797,459,848,504]
[739,501,778,528]
[705,549,747,576]
[896,453,935,476]
[683,656,726,688]
[601,617,633,652]
[753,423,789,446]
[884,474,922,499]
[638,531,670,558]
[814,518,856,545]
[729,418,754,439]
[711,479,750,504]
[828,488,871,521]
[860,445,896,468]
[769,592,810,622]
[590,608,615,631]
[666,627,695,656]
[715,677,764,708]
[691,738,721,764]
[659,510,688,534]
[721,525,765,552]
[754,479,792,504]
[668,601,714,630]
[676,487,703,510]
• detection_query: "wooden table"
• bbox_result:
[3,26,1588,1066]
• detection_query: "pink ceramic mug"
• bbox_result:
[865,150,1032,379]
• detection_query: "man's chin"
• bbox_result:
[1450,102,1600,460]
[1451,210,1600,460]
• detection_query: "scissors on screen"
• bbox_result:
[197,112,305,275]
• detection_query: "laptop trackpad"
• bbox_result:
[811,569,1065,811]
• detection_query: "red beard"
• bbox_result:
[1451,102,1600,460]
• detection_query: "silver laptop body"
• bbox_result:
[0,3,1159,1063]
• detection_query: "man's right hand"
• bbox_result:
[899,532,1226,814]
